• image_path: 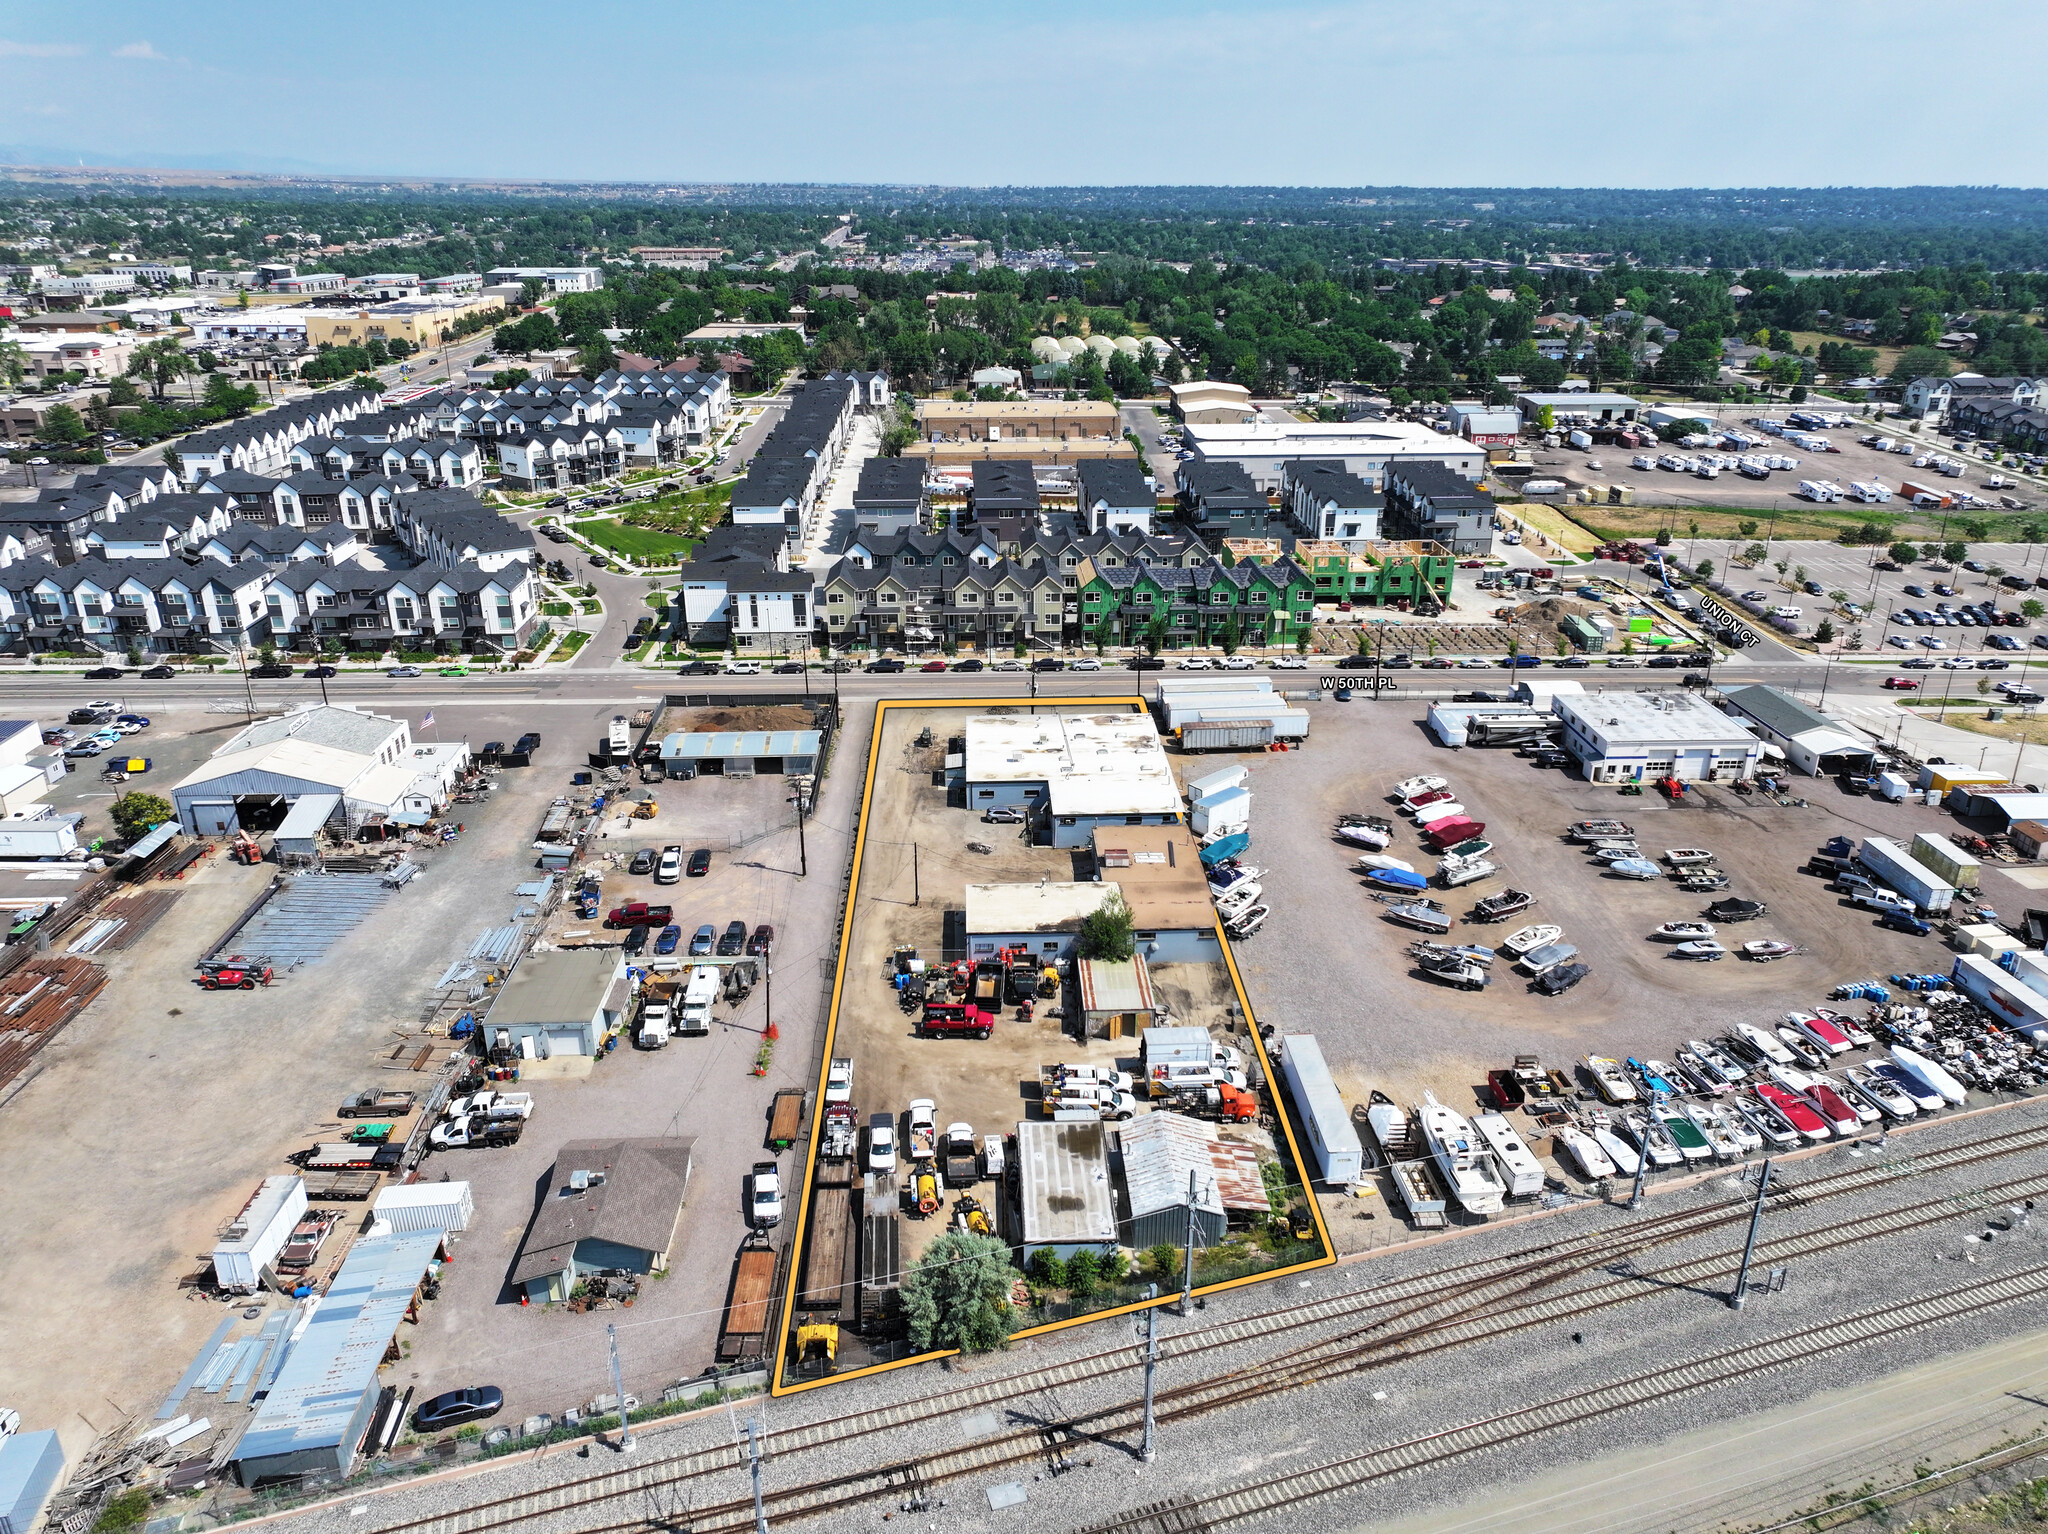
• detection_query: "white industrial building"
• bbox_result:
[1552,691,1763,784]
[963,711,1183,848]
[1717,685,1877,777]
[965,881,1118,964]
[1015,1119,1118,1262]
[1179,419,1484,493]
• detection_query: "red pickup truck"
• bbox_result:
[605,901,674,929]
[919,1001,994,1040]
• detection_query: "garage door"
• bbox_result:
[186,799,238,835]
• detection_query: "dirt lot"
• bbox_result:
[1220,693,1971,1247]
[656,703,818,735]
[792,701,1314,1375]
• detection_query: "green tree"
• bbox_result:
[1064,1248,1101,1298]
[1828,589,1850,609]
[2022,600,2044,620]
[518,278,547,309]
[1773,558,1790,584]
[1028,1248,1067,1287]
[1694,559,1714,579]
[1742,543,1767,564]
[128,337,194,401]
[110,791,173,843]
[1144,612,1169,655]
[39,403,89,444]
[903,1231,1014,1354]
[489,368,532,391]
[202,372,258,416]
[1889,541,1919,564]
[1218,615,1241,656]
[1888,346,1953,385]
[1988,565,2007,587]
[1943,541,1968,564]
[1654,528,1672,547]
[1793,564,1807,588]
[0,337,23,387]
[1079,891,1136,962]
[1814,618,1835,644]
[1738,520,1759,538]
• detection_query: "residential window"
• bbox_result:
[829,592,845,604]
[792,595,805,626]
[496,599,515,627]
[1252,590,1269,604]
[880,592,897,604]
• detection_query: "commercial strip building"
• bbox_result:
[1087,825,1220,963]
[906,399,1132,468]
[1514,391,1645,426]
[1553,690,1763,784]
[963,711,1184,847]
[964,881,1119,964]
[1180,419,1485,495]
[510,1138,696,1304]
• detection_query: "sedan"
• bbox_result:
[717,920,748,956]
[1886,635,1911,649]
[140,664,178,679]
[83,666,124,680]
[687,847,711,877]
[1881,677,1922,690]
[1903,585,1927,598]
[1901,657,1936,669]
[413,1386,503,1433]
[623,923,651,957]
[688,924,717,956]
[654,924,682,955]
[772,662,805,675]
[1941,657,1976,669]
[387,665,423,678]
[1421,657,1456,669]
[306,665,338,679]
[1917,636,1947,649]
[989,659,1025,672]
[1458,656,1492,668]
[438,666,470,677]
[919,661,949,672]
[114,713,149,729]
[1978,658,2011,670]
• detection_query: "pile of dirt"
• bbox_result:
[664,704,818,733]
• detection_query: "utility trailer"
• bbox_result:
[718,1232,782,1364]
[768,1088,806,1151]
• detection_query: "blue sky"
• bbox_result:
[1,0,2043,187]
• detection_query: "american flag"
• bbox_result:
[422,711,435,728]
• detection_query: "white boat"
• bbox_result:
[1623,1110,1684,1167]
[1354,852,1415,873]
[1503,923,1562,956]
[1607,858,1663,880]
[1554,1124,1616,1179]
[1215,881,1263,919]
[1671,940,1729,960]
[1663,848,1717,867]
[1680,1101,1744,1160]
[1418,1093,1508,1214]
[1335,824,1392,849]
[1688,1038,1746,1082]
[1584,1055,1638,1104]
[1844,1063,1917,1118]
[1401,791,1459,816]
[1819,1073,1885,1125]
[1735,1095,1801,1149]
[1741,939,1801,962]
[1716,1101,1765,1152]
[1589,1115,1642,1176]
[1365,1097,1448,1224]
[1472,1111,1545,1198]
[1890,1044,1967,1106]
[1392,775,1448,801]
[1817,1008,1875,1049]
[1873,1060,1946,1112]
[1412,801,1469,827]
[1440,858,1499,889]
[1592,845,1646,863]
[1735,1022,1797,1065]
[1653,921,1715,941]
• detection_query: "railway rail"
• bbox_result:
[351,1118,2048,1534]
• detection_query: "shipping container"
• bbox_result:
[2010,820,2048,859]
[1185,765,1247,802]
[1952,923,2022,961]
[1921,765,2007,794]
[1859,836,1957,915]
[1953,954,2048,1042]
[1189,786,1251,838]
[1278,1034,1363,1184]
[1182,721,1275,752]
[0,1430,65,1534]
[1189,705,1308,739]
[1911,831,1982,890]
[371,1180,475,1235]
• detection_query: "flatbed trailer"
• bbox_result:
[718,1237,782,1364]
[797,1180,855,1314]
[300,1171,382,1201]
[768,1088,806,1151]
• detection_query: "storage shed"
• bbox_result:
[1015,1119,1118,1262]
[273,793,341,859]
[1090,826,1219,963]
[0,1431,65,1534]
[231,1230,443,1487]
[658,729,821,779]
[371,1181,475,1235]
[510,1138,696,1304]
[2010,821,2048,859]
[1076,954,1159,1039]
[1117,1112,1226,1250]
[211,1175,309,1294]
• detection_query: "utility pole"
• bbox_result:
[1626,1134,1649,1211]
[795,787,808,878]
[1728,1159,1773,1309]
[236,642,256,724]
[746,1419,769,1534]
[1141,1284,1159,1463]
[911,842,919,906]
[1177,1167,1198,1315]
[607,1322,634,1451]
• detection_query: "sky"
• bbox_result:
[1,0,2044,188]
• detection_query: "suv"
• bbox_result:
[716,920,747,956]
[656,845,682,883]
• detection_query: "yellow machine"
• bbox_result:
[954,1195,992,1236]
[913,1163,940,1217]
[630,798,659,819]
[796,1322,838,1366]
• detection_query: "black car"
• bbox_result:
[1535,961,1590,996]
[140,664,178,679]
[677,660,717,675]
[1031,658,1065,672]
[1453,690,1499,704]
[1332,686,1353,701]
[1336,655,1376,670]
[772,662,805,674]
[250,663,294,678]
[414,1386,503,1432]
[866,657,907,673]
[1126,656,1166,670]
[83,666,123,680]
[478,740,505,762]
[307,665,338,679]
[543,527,572,543]
[1554,655,1591,668]
[952,658,985,672]
[1530,750,1571,767]
[717,920,748,956]
[1645,655,1681,669]
[517,731,541,753]
[623,923,651,956]
[687,847,711,877]
[629,848,656,875]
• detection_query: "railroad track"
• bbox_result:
[1068,1263,2048,1534]
[352,1118,2048,1534]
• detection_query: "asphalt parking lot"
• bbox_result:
[1220,693,1982,1247]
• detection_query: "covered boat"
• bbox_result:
[1335,824,1392,849]
[1707,897,1767,921]
[1672,940,1729,960]
[1200,831,1251,866]
[1385,901,1453,934]
[1653,921,1715,940]
[1363,867,1430,893]
[1607,858,1662,879]
[1742,939,1801,961]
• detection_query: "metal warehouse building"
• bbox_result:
[1552,690,1763,784]
[231,1230,443,1487]
[1718,685,1877,777]
[1015,1119,1118,1262]
[1117,1111,1270,1247]
[964,711,1183,848]
[659,728,821,778]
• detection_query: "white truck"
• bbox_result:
[825,1057,853,1103]
[443,1089,533,1122]
[638,994,672,1048]
[1045,1083,1140,1122]
[678,964,719,1036]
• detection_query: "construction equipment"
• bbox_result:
[229,831,263,865]
[953,1194,992,1236]
[630,798,659,820]
[796,1321,838,1365]
[911,1160,940,1217]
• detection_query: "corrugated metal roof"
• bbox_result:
[1118,1112,1224,1221]
[275,793,341,841]
[1016,1120,1116,1248]
[234,1231,440,1468]
[124,818,179,858]
[1077,956,1156,1013]
[659,730,821,760]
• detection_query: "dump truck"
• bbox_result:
[941,1123,978,1187]
[768,1088,806,1151]
[968,959,1004,1014]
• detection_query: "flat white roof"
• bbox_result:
[967,880,1118,935]
[1555,691,1758,748]
[1016,1120,1117,1248]
[1182,419,1480,459]
[965,712,1182,818]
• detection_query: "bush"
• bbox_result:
[1029,1248,1067,1287]
[1065,1249,1100,1298]
[92,1491,154,1533]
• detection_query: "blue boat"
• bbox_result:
[1363,867,1430,893]
[1199,832,1250,867]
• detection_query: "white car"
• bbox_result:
[748,1162,783,1228]
[656,845,682,883]
[1604,656,1645,667]
[867,1119,898,1174]
[1069,658,1103,671]
[1458,656,1491,668]
[1886,635,1911,648]
[1918,636,1947,649]
[1941,657,1975,669]
[721,660,762,675]
[989,659,1025,671]
[1176,656,1219,670]
[1222,656,1258,670]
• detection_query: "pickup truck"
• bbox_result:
[748,1162,783,1228]
[430,1114,524,1151]
[444,1089,534,1122]
[825,1057,853,1103]
[907,1098,938,1160]
[919,1001,994,1040]
[338,1089,417,1119]
[1045,1087,1140,1122]
[604,901,674,929]
[942,1124,978,1187]
[1041,1063,1135,1097]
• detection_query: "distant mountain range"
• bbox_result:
[0,143,349,176]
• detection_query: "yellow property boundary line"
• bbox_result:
[770,695,1334,1397]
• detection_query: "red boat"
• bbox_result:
[1423,817,1486,852]
[1798,1078,1864,1135]
[1754,1083,1831,1140]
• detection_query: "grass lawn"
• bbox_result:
[548,630,589,663]
[1496,501,1600,556]
[1904,704,2048,755]
[578,519,697,562]
[1560,501,1937,546]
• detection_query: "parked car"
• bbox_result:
[688,924,716,956]
[140,664,178,678]
[250,664,294,678]
[630,848,656,875]
[413,1386,503,1432]
[983,805,1027,824]
[387,664,423,678]
[717,920,747,956]
[1127,656,1166,670]
[1031,658,1065,672]
[772,662,805,674]
[654,925,682,955]
[307,665,338,679]
[919,660,948,672]
[747,923,774,956]
[687,848,711,877]
[656,845,682,883]
[749,1162,783,1228]
[865,657,907,673]
[952,658,985,672]
[83,666,123,680]
[677,660,718,675]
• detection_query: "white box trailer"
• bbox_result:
[1951,954,2048,1043]
[1189,785,1250,838]
[1278,1033,1364,1184]
[211,1175,308,1293]
[372,1180,475,1235]
[1185,765,1248,802]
